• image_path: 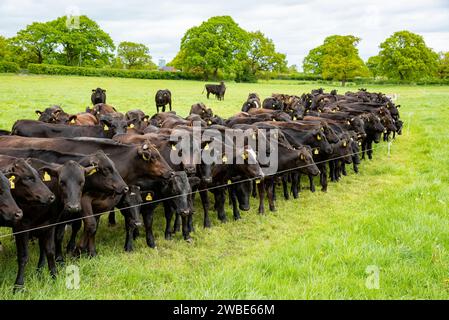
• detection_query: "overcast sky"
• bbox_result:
[1,0,448,68]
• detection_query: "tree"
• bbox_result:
[117,41,156,69]
[246,31,287,75]
[437,52,449,79]
[0,36,11,60]
[303,35,368,86]
[366,55,382,78]
[288,64,299,73]
[377,31,438,80]
[10,22,55,64]
[171,16,249,79]
[48,15,115,66]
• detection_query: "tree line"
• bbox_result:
[0,15,448,83]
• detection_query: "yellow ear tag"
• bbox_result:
[103,124,109,131]
[273,119,276,122]
[207,120,212,125]
[317,134,321,141]
[255,179,261,184]
[222,155,228,163]
[43,172,51,181]
[227,180,232,185]
[145,193,153,201]
[87,168,97,176]
[129,123,135,129]
[314,149,319,155]
[204,143,209,151]
[300,154,305,160]
[144,118,148,122]
[171,144,177,150]
[70,119,76,124]
[252,133,256,140]
[358,142,362,146]
[321,127,324,132]
[9,176,15,189]
[343,141,347,147]
[347,121,351,125]
[293,116,297,120]
[241,153,248,160]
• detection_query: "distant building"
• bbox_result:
[159,66,178,72]
[158,59,166,68]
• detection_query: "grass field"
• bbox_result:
[0,74,448,299]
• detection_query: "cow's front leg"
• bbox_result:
[14,232,30,292]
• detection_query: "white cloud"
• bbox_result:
[0,0,448,66]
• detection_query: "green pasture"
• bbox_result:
[0,74,448,299]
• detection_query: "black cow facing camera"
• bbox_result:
[155,89,172,113]
[91,88,106,105]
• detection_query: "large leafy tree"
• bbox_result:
[171,16,249,79]
[366,55,382,78]
[48,15,115,66]
[10,22,55,64]
[377,31,438,80]
[117,41,156,69]
[303,35,368,85]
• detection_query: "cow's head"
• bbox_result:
[0,172,23,224]
[311,130,333,155]
[137,142,174,179]
[164,171,191,217]
[80,150,128,195]
[120,185,142,229]
[91,88,106,103]
[100,114,128,136]
[348,116,366,140]
[6,159,55,205]
[38,161,92,213]
[36,106,68,124]
[297,146,320,176]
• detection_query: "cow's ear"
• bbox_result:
[396,105,401,108]
[138,144,152,161]
[99,115,111,126]
[38,166,59,181]
[143,115,149,122]
[35,110,42,116]
[84,166,98,177]
[102,90,106,93]
[92,89,96,92]
[68,115,77,124]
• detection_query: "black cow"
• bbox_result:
[203,81,226,100]
[155,89,172,113]
[91,88,106,105]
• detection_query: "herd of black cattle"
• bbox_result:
[0,85,403,291]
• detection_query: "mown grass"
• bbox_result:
[0,74,448,299]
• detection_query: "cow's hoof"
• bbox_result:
[124,246,134,252]
[13,284,24,294]
[185,238,193,244]
[269,205,277,212]
[234,214,241,221]
[204,221,212,228]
